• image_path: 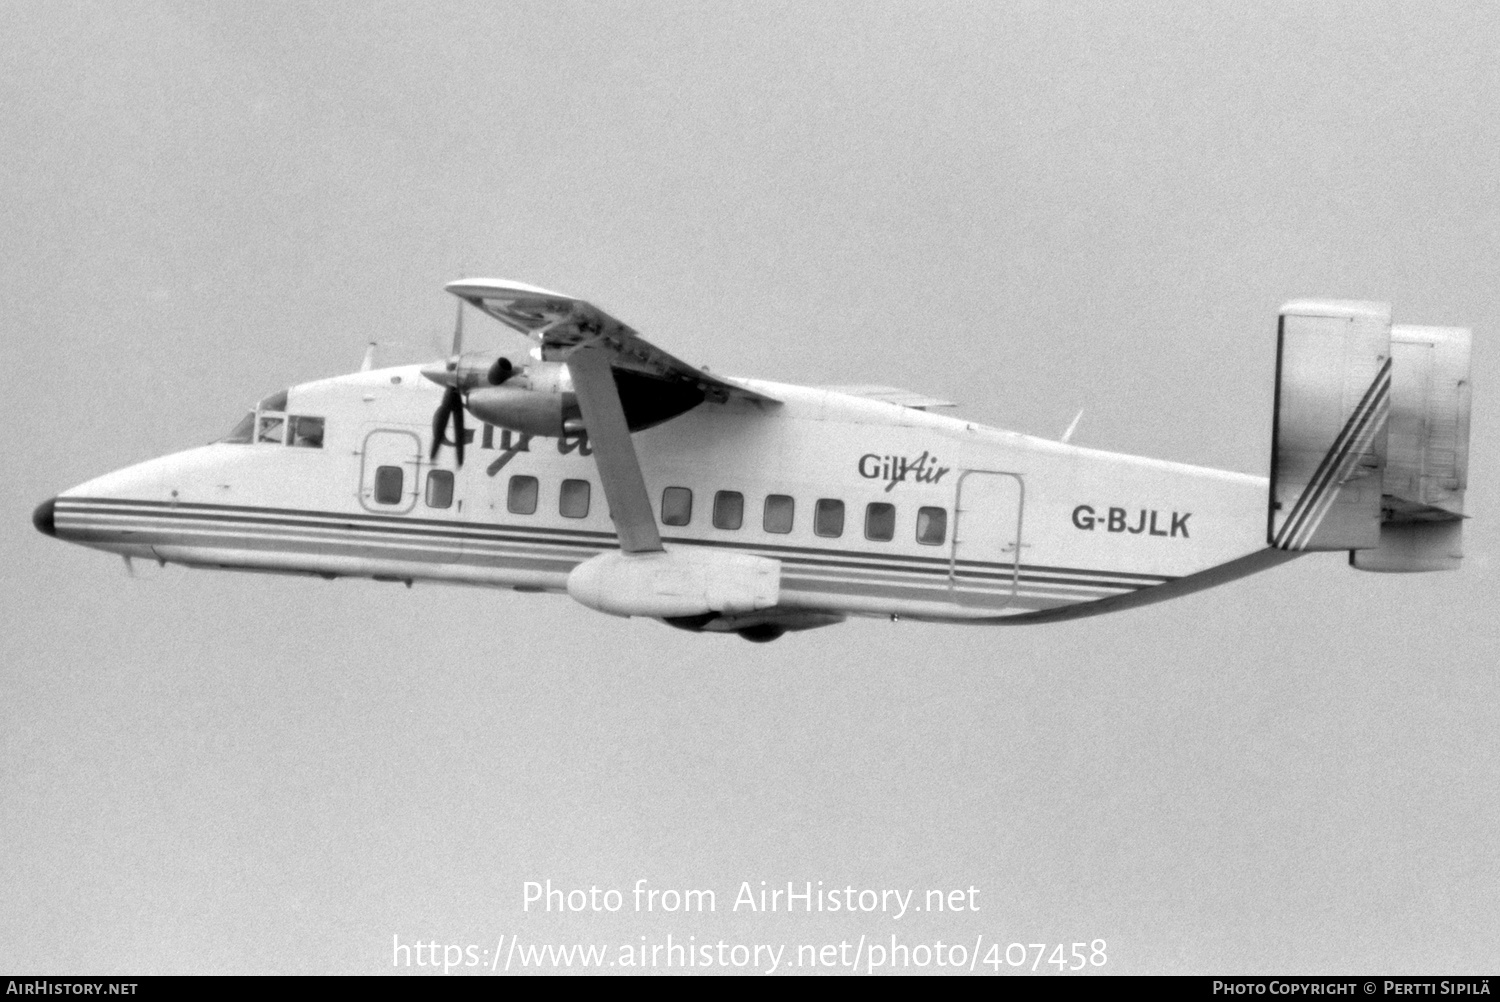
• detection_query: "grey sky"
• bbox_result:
[3,0,1497,974]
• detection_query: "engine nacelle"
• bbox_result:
[465,385,580,438]
[449,359,580,438]
[458,356,707,438]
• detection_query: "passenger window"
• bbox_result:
[661,487,693,526]
[374,465,404,505]
[865,502,896,541]
[916,506,947,545]
[763,495,794,534]
[257,414,285,445]
[814,499,845,538]
[425,470,454,509]
[560,479,591,519]
[713,491,744,530]
[289,416,324,448]
[508,475,538,515]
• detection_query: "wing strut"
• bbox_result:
[567,344,664,554]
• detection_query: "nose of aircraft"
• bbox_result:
[32,497,58,537]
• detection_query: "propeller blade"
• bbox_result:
[428,303,478,466]
[430,386,467,467]
[452,393,466,468]
[431,387,456,461]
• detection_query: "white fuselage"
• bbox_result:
[49,365,1277,625]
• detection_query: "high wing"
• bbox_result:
[447,278,783,557]
[445,279,778,407]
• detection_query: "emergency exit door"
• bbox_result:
[949,470,1024,610]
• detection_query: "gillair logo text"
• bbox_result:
[858,452,950,492]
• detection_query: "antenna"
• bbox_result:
[1060,409,1084,444]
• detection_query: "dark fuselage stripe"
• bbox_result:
[55,498,1178,588]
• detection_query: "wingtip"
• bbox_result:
[444,278,572,301]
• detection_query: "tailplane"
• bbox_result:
[1269,300,1470,571]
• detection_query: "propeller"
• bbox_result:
[429,300,467,467]
[422,300,521,468]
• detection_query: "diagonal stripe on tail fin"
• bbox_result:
[1274,358,1391,550]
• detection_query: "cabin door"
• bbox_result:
[949,470,1024,610]
[358,428,423,514]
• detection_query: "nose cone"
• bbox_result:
[32,497,58,537]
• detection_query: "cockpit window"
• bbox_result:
[223,388,323,448]
[256,414,286,444]
[289,416,324,448]
[220,411,255,444]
